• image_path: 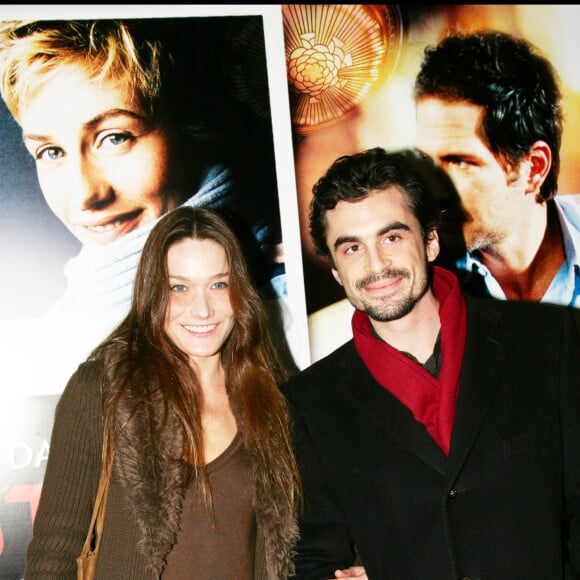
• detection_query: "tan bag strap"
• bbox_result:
[80,428,115,557]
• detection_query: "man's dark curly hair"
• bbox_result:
[414,30,562,202]
[309,148,449,263]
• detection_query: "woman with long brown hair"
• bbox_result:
[25,206,301,579]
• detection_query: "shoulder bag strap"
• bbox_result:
[80,428,115,557]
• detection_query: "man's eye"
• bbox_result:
[446,157,468,169]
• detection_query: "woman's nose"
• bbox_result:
[67,155,115,210]
[188,290,213,318]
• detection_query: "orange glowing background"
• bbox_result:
[282,4,580,313]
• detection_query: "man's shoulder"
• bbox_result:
[282,340,357,392]
[556,192,580,207]
[465,292,576,329]
[556,194,580,232]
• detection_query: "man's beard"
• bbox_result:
[354,268,429,322]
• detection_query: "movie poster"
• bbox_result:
[1,4,579,578]
[0,6,307,577]
[280,4,580,361]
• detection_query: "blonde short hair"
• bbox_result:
[0,20,165,121]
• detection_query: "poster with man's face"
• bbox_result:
[281,4,580,361]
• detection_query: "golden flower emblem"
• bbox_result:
[283,4,402,131]
[287,33,351,103]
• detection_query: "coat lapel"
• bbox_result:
[337,347,447,475]
[446,297,513,481]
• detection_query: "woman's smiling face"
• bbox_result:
[20,65,187,246]
[164,236,235,367]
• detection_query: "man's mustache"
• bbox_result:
[356,269,409,290]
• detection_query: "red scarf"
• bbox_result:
[352,266,467,456]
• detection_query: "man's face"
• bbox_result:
[415,97,527,253]
[20,65,188,247]
[326,187,439,322]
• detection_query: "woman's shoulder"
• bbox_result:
[56,357,109,416]
[68,356,108,387]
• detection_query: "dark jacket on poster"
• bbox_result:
[282,294,580,579]
[25,359,297,579]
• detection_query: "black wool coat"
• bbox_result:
[282,295,580,580]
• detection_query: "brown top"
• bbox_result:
[163,432,256,579]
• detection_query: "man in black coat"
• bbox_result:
[282,147,580,579]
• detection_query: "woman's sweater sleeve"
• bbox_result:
[24,360,105,580]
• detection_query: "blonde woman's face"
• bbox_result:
[20,65,187,246]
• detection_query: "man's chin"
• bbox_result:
[366,304,410,323]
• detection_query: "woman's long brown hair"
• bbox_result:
[94,206,301,518]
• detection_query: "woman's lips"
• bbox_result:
[74,208,144,245]
[183,323,218,336]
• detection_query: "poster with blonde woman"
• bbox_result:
[0,6,308,577]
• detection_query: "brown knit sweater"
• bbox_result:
[24,359,297,579]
